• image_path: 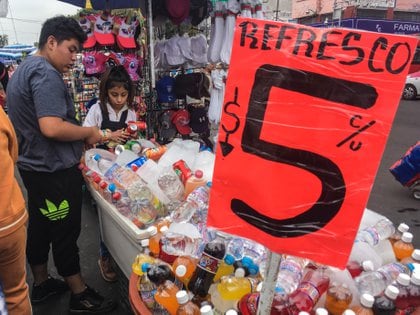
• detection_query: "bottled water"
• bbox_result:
[349,240,383,270]
[354,262,411,296]
[161,222,203,259]
[356,218,395,246]
[275,255,308,295]
[170,184,210,225]
[157,166,185,203]
[226,237,245,262]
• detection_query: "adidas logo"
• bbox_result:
[39,199,70,221]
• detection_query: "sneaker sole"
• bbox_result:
[31,289,68,304]
[97,260,117,283]
[69,301,117,314]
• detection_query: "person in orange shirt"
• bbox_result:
[0,107,31,315]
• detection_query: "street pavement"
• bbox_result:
[21,97,419,314]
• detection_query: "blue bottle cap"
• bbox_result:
[108,183,116,192]
[93,154,101,161]
[206,181,212,188]
[248,263,259,275]
[141,262,151,273]
[242,256,254,267]
[224,254,235,265]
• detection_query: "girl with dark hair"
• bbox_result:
[83,65,136,281]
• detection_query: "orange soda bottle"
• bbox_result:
[176,290,200,315]
[173,255,198,287]
[184,170,206,198]
[351,293,374,315]
[389,223,410,245]
[148,225,169,258]
[400,248,420,264]
[393,232,414,261]
[324,282,353,315]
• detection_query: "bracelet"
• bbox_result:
[100,129,110,143]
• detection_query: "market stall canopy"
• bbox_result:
[58,0,146,11]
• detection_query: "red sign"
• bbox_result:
[207,18,418,268]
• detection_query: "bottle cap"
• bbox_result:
[241,256,253,267]
[411,272,420,285]
[176,290,189,304]
[108,183,116,192]
[397,273,411,286]
[384,285,399,300]
[342,310,356,315]
[147,226,157,236]
[315,308,328,315]
[412,249,420,261]
[141,262,150,273]
[401,232,413,243]
[225,310,238,315]
[175,265,187,278]
[224,254,235,265]
[93,154,101,161]
[248,263,259,276]
[362,260,374,272]
[195,170,203,178]
[298,312,310,315]
[200,304,213,315]
[140,239,149,247]
[360,293,374,308]
[235,267,245,278]
[160,226,169,233]
[397,223,410,233]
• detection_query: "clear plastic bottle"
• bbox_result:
[372,284,399,315]
[184,170,206,198]
[138,263,158,311]
[324,282,353,315]
[158,166,185,203]
[288,267,330,313]
[171,184,210,225]
[351,293,374,315]
[349,240,383,270]
[393,232,415,261]
[389,223,410,245]
[275,255,308,295]
[408,272,420,308]
[176,290,200,315]
[355,218,395,246]
[354,262,410,296]
[394,273,411,311]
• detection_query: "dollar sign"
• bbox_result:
[219,87,241,157]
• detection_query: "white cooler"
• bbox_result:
[88,184,151,278]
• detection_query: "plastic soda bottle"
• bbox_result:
[138,263,158,311]
[217,268,258,300]
[351,293,374,315]
[342,310,356,315]
[393,232,415,261]
[176,290,200,315]
[389,223,410,245]
[149,225,169,258]
[394,273,411,311]
[324,282,353,315]
[315,308,328,315]
[147,264,180,315]
[287,267,330,313]
[400,249,420,264]
[408,273,420,308]
[200,304,214,315]
[173,255,199,287]
[372,284,399,315]
[184,170,206,198]
[213,255,235,283]
[158,166,185,203]
[188,239,226,297]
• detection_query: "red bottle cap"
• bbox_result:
[112,192,121,200]
[99,181,108,189]
[194,170,203,178]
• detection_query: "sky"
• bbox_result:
[0,0,80,45]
